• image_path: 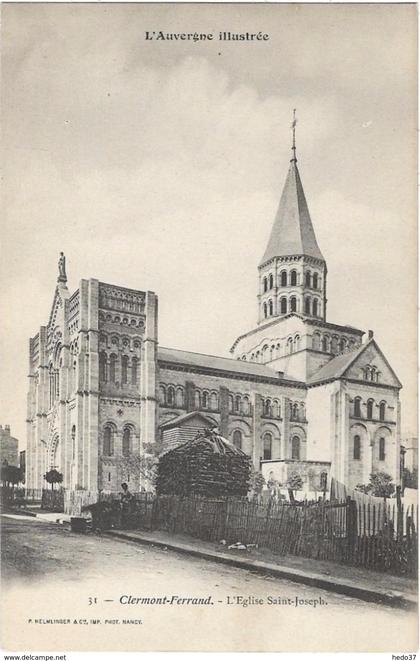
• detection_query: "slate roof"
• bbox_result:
[158,346,303,385]
[260,160,325,266]
[307,344,366,385]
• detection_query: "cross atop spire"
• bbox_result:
[291,108,297,163]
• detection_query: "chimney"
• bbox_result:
[368,330,374,340]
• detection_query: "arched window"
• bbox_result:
[294,335,300,352]
[313,273,318,289]
[176,387,184,408]
[268,299,273,316]
[263,302,267,318]
[287,337,293,354]
[280,297,287,314]
[305,271,311,287]
[228,394,233,413]
[243,396,250,415]
[291,435,300,460]
[167,386,175,407]
[232,430,242,450]
[99,352,107,382]
[312,299,318,317]
[379,401,386,421]
[103,425,114,456]
[290,296,297,312]
[354,397,362,418]
[263,432,272,460]
[268,273,274,289]
[367,399,374,420]
[320,471,328,492]
[263,277,268,293]
[353,435,361,460]
[379,437,386,461]
[210,392,218,410]
[109,354,117,382]
[290,270,297,286]
[281,271,287,287]
[322,336,328,352]
[121,355,128,384]
[122,426,131,457]
[235,394,242,413]
[304,297,311,314]
[159,385,166,404]
[313,332,321,350]
[193,390,200,409]
[71,425,76,460]
[264,399,272,417]
[202,391,209,409]
[370,367,377,382]
[131,357,138,385]
[331,336,338,354]
[340,337,347,352]
[291,403,299,420]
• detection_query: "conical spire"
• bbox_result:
[260,115,324,266]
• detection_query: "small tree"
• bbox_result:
[44,469,63,490]
[355,472,395,498]
[287,472,303,503]
[1,464,23,495]
[369,471,395,498]
[250,471,266,499]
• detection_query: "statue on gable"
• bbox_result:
[58,252,67,284]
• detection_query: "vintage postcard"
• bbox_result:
[0,1,418,654]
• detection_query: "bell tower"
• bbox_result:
[258,111,327,325]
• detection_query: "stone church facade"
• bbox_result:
[26,149,402,494]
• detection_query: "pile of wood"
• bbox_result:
[156,429,251,497]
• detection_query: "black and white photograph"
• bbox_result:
[0,1,418,654]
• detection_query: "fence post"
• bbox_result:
[346,496,357,561]
[395,485,403,541]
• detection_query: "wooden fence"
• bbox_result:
[125,494,417,577]
[58,489,417,577]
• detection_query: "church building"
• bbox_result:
[26,135,402,495]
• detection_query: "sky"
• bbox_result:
[1,2,417,446]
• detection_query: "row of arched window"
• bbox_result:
[362,365,381,383]
[102,423,135,457]
[353,398,387,421]
[231,430,302,461]
[262,270,321,293]
[99,310,145,329]
[99,333,142,352]
[99,352,139,386]
[353,435,386,461]
[312,332,357,354]
[304,297,320,317]
[289,401,305,421]
[229,394,251,415]
[262,398,281,418]
[160,384,185,408]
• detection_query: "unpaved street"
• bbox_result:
[1,515,417,652]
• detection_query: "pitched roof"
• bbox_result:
[308,338,402,387]
[160,411,215,430]
[260,160,325,266]
[307,344,365,385]
[158,346,303,385]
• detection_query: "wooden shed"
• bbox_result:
[156,428,251,497]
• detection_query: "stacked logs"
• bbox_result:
[156,429,251,497]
